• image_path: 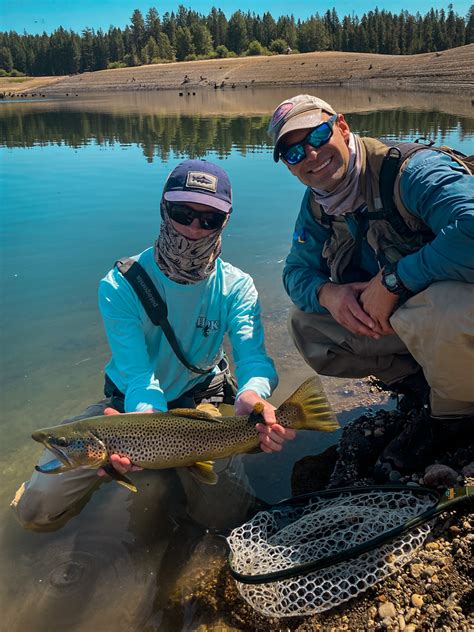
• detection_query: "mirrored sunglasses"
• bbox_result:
[166,202,227,230]
[280,114,338,165]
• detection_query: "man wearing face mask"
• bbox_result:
[12,159,294,531]
[269,94,473,480]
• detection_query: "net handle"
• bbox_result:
[229,485,473,585]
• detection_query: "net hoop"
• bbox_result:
[227,485,472,617]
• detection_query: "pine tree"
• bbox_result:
[191,23,213,56]
[207,8,228,47]
[131,9,146,52]
[227,11,248,54]
[0,46,13,72]
[175,26,194,60]
[298,16,329,52]
[261,12,277,47]
[92,29,109,70]
[142,36,160,63]
[108,27,124,62]
[466,5,474,44]
[156,32,174,60]
[162,12,177,49]
[145,8,161,41]
[276,16,297,48]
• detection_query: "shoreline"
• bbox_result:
[1,45,473,97]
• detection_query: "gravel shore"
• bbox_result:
[165,404,473,631]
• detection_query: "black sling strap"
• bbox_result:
[115,257,213,375]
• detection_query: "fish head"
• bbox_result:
[32,428,107,473]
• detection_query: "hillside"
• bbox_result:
[2,44,473,97]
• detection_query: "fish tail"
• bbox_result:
[277,376,339,432]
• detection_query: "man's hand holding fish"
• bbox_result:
[234,389,296,453]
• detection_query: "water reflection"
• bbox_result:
[1,90,473,632]
[1,107,473,161]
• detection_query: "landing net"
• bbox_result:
[227,486,440,617]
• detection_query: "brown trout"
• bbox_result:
[32,376,338,491]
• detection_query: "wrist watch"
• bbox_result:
[381,262,412,298]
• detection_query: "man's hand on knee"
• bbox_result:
[318,281,383,338]
[360,271,398,335]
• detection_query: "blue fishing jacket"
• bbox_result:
[283,149,474,313]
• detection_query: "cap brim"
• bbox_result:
[164,191,232,213]
[273,111,326,162]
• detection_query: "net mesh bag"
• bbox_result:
[227,487,437,618]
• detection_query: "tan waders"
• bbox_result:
[289,281,474,419]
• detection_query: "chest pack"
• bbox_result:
[316,139,473,281]
[115,257,213,375]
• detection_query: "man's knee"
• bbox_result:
[288,307,330,351]
[392,281,474,342]
[11,399,110,531]
[10,482,59,531]
[11,477,102,532]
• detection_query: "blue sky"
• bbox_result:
[2,0,472,35]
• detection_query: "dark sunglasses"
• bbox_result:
[280,114,338,165]
[166,202,227,230]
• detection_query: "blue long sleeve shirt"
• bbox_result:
[99,247,278,412]
[283,149,474,312]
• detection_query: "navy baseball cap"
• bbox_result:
[163,160,233,214]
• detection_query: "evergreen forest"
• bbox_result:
[0,4,472,77]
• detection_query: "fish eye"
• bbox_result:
[54,436,68,446]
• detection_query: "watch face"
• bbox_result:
[384,272,398,289]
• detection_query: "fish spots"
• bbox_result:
[94,414,259,467]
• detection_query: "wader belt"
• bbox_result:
[115,257,213,375]
[104,356,236,411]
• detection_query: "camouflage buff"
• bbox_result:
[154,199,226,284]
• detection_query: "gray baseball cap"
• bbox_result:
[268,94,337,162]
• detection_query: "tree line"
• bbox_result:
[0,4,473,77]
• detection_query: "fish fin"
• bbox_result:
[188,461,218,485]
[217,403,235,417]
[168,408,222,422]
[103,464,138,493]
[196,403,222,417]
[279,376,340,432]
[248,401,265,425]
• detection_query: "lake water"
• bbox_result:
[1,87,473,631]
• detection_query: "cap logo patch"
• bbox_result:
[186,171,217,192]
[270,101,294,132]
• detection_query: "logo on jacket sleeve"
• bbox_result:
[293,229,306,243]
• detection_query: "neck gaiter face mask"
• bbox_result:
[154,200,226,284]
[311,133,366,216]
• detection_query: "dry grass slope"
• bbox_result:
[2,44,473,96]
